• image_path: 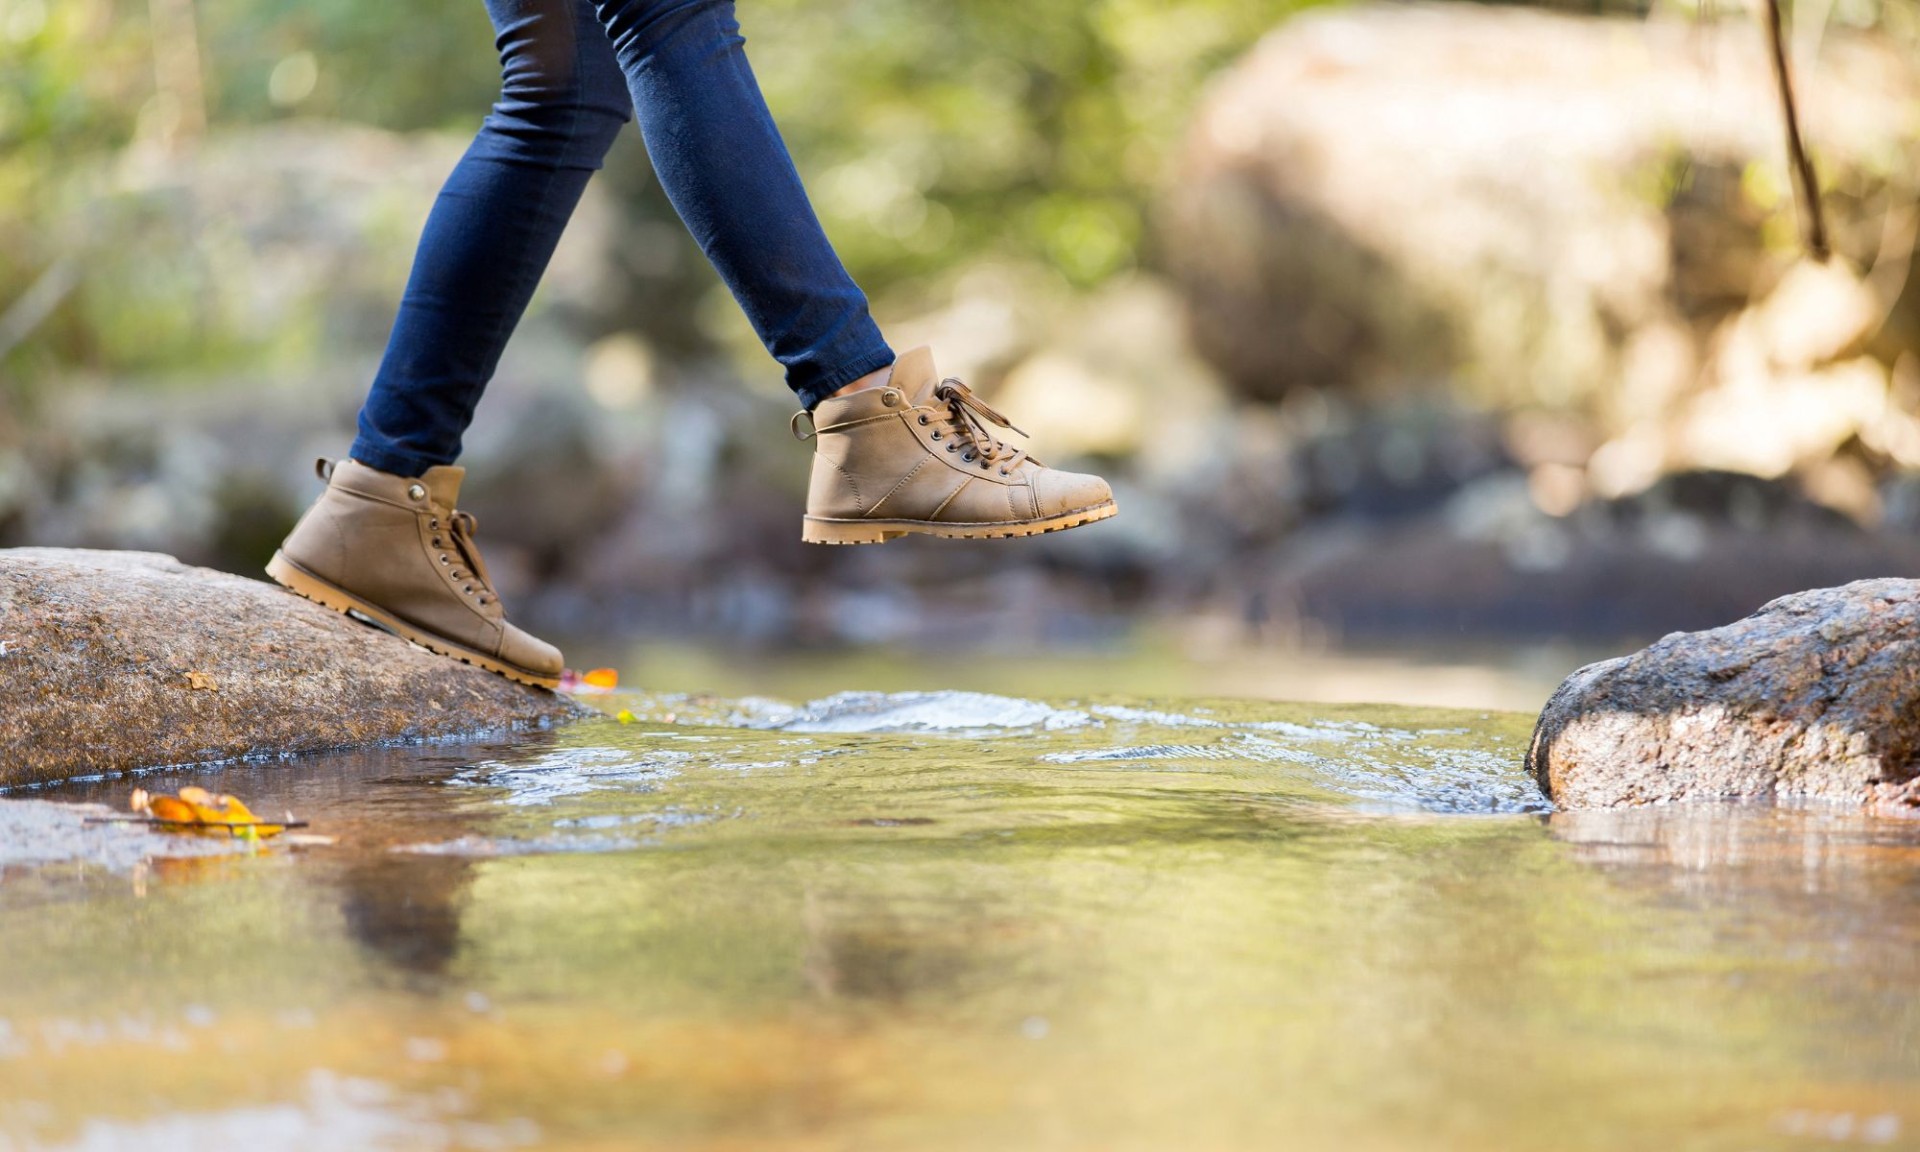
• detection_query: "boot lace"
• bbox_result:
[929,378,1030,473]
[432,509,498,607]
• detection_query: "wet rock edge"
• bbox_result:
[1527,578,1920,814]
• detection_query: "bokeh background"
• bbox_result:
[7,0,1920,705]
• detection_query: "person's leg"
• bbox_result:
[588,0,894,409]
[590,0,1114,544]
[273,0,635,687]
[351,0,633,476]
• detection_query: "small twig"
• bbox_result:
[83,816,310,831]
[1765,0,1830,261]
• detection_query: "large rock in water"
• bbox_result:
[0,549,584,788]
[1528,580,1920,813]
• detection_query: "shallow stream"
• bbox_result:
[3,689,1918,1150]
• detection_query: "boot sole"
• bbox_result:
[265,551,561,691]
[801,499,1117,545]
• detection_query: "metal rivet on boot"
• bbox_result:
[881,390,900,407]
[407,483,427,501]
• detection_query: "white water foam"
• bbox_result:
[1090,704,1225,728]
[1041,727,1548,814]
[738,691,1092,734]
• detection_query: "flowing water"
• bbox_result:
[3,688,1919,1151]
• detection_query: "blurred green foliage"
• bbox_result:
[749,0,1323,287]
[0,0,1324,390]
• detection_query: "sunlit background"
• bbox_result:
[7,0,1920,706]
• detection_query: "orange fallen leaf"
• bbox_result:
[131,786,285,839]
[583,668,619,690]
[184,671,217,691]
[146,795,199,825]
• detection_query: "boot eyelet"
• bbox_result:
[931,430,942,440]
[431,537,442,547]
[407,484,427,501]
[962,451,976,462]
[440,555,449,564]
[999,468,1011,476]
[429,518,439,530]
[917,414,929,426]
[946,443,958,453]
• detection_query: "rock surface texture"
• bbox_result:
[0,549,584,788]
[1528,580,1920,813]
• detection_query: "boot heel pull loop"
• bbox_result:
[790,410,816,441]
[314,458,335,482]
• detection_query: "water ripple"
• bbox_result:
[736,691,1092,734]
[456,748,689,806]
[1316,746,1550,815]
[1041,743,1235,764]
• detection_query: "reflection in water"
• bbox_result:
[336,854,475,981]
[5,691,1919,1150]
[41,740,537,982]
[799,885,1002,1005]
[1553,803,1920,959]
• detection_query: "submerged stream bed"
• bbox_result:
[3,690,1918,1150]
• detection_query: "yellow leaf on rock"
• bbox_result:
[583,668,619,690]
[184,671,217,691]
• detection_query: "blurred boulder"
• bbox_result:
[1165,4,1920,496]
[1527,579,1920,813]
[1247,466,1920,642]
[987,276,1230,467]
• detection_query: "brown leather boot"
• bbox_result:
[266,459,563,689]
[797,346,1116,544]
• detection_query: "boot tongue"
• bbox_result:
[419,465,465,508]
[887,346,942,404]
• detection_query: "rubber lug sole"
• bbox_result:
[801,500,1117,545]
[265,551,561,690]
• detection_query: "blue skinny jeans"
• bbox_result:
[351,0,894,477]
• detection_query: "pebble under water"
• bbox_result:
[3,689,1918,1151]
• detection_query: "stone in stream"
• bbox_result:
[1527,580,1920,814]
[0,548,585,788]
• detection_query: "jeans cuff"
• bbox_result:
[346,437,443,479]
[795,345,897,411]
